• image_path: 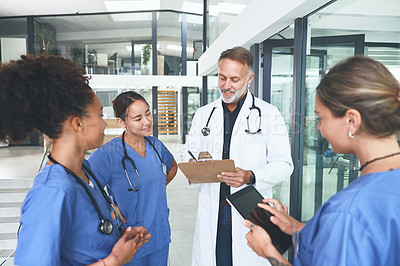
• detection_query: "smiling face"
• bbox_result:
[315,94,353,154]
[121,100,153,137]
[218,58,254,104]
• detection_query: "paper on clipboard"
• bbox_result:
[178,159,236,183]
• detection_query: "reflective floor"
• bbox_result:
[0,137,198,266]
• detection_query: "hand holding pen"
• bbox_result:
[188,150,197,162]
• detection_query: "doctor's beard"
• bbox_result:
[219,77,249,104]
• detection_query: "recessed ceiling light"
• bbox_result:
[104,0,160,12]
[167,44,194,53]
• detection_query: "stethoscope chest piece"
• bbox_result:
[201,106,216,137]
[99,219,114,235]
[201,127,210,136]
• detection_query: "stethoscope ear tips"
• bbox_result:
[202,127,210,136]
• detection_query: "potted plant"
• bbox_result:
[142,44,151,75]
[36,23,56,54]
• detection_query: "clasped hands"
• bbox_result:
[100,226,151,266]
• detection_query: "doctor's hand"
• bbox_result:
[217,167,251,188]
[101,226,151,266]
[259,198,305,235]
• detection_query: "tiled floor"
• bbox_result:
[0,139,198,266]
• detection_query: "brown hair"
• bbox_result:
[113,91,148,121]
[218,46,254,74]
[317,55,400,137]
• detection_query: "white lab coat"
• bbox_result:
[182,92,293,266]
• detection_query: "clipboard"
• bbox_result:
[178,159,236,183]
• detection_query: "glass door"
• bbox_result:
[301,34,365,222]
[263,39,294,209]
[263,34,365,223]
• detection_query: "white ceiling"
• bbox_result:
[0,0,197,17]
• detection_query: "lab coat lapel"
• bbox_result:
[232,91,252,136]
[208,98,224,160]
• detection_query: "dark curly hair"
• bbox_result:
[0,54,95,141]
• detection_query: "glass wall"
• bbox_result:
[32,13,153,75]
[262,25,295,211]
[94,88,153,119]
[259,0,400,225]
[300,0,400,222]
[207,0,250,48]
[0,18,27,63]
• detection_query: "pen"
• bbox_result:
[188,150,197,161]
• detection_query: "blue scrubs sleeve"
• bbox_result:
[159,141,174,172]
[15,187,71,266]
[297,211,380,266]
[89,146,113,187]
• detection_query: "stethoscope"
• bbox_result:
[121,131,167,191]
[201,93,261,136]
[47,154,122,235]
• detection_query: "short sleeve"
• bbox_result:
[298,211,381,266]
[89,146,113,187]
[147,137,174,172]
[14,187,71,266]
[158,140,174,172]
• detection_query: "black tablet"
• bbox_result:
[226,185,292,254]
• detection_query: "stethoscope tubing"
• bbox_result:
[121,131,167,191]
[201,93,261,136]
[47,154,115,235]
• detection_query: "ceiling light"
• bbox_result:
[180,1,202,14]
[167,44,194,53]
[180,1,245,17]
[104,0,160,12]
[217,3,246,15]
[111,13,154,21]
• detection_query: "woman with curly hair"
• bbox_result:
[0,54,151,266]
[243,56,400,265]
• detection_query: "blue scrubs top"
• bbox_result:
[89,136,174,258]
[14,160,120,266]
[294,168,400,265]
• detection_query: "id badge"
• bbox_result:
[162,163,168,176]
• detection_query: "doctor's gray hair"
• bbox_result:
[113,91,149,121]
[219,46,254,76]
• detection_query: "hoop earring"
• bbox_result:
[348,131,355,139]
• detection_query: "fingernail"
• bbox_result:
[127,226,132,231]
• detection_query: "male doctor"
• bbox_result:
[181,46,293,266]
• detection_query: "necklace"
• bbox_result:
[359,151,400,171]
